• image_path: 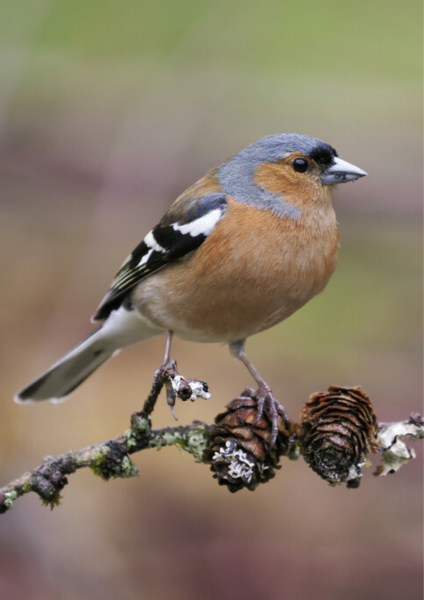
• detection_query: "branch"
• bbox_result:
[0,418,210,513]
[0,361,211,513]
[374,413,424,476]
[1,368,423,512]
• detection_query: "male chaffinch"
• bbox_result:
[15,133,367,438]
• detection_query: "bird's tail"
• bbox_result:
[15,307,161,403]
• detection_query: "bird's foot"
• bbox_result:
[255,383,290,447]
[153,360,210,420]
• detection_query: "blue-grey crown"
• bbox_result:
[218,134,338,220]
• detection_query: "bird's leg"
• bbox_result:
[162,330,173,366]
[235,345,289,446]
[157,331,179,419]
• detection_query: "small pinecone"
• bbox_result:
[299,386,378,488]
[204,389,293,492]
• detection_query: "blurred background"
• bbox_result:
[0,0,422,598]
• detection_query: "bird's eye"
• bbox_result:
[292,158,309,173]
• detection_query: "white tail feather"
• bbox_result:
[15,307,162,403]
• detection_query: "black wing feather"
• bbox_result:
[93,192,227,321]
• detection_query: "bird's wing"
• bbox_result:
[92,191,227,321]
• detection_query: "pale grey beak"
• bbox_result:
[321,157,368,185]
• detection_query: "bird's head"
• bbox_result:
[218,133,367,219]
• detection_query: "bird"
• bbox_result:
[15,133,367,440]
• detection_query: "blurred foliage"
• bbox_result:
[3,0,419,83]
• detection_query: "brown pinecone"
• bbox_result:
[298,386,378,488]
[204,389,294,492]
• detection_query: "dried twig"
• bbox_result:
[1,369,422,513]
[374,413,424,476]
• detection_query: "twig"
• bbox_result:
[0,415,210,513]
[0,362,211,514]
[373,413,424,477]
[1,371,422,513]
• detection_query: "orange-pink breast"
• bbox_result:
[132,199,339,343]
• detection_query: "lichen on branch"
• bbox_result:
[1,363,422,514]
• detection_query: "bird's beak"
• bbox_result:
[321,157,368,185]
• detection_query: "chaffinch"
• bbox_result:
[15,133,367,439]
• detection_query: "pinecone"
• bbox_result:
[298,386,378,488]
[204,389,294,492]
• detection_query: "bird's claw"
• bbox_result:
[255,383,289,447]
[154,360,211,420]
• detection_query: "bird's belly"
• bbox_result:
[132,202,338,343]
[134,264,332,343]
